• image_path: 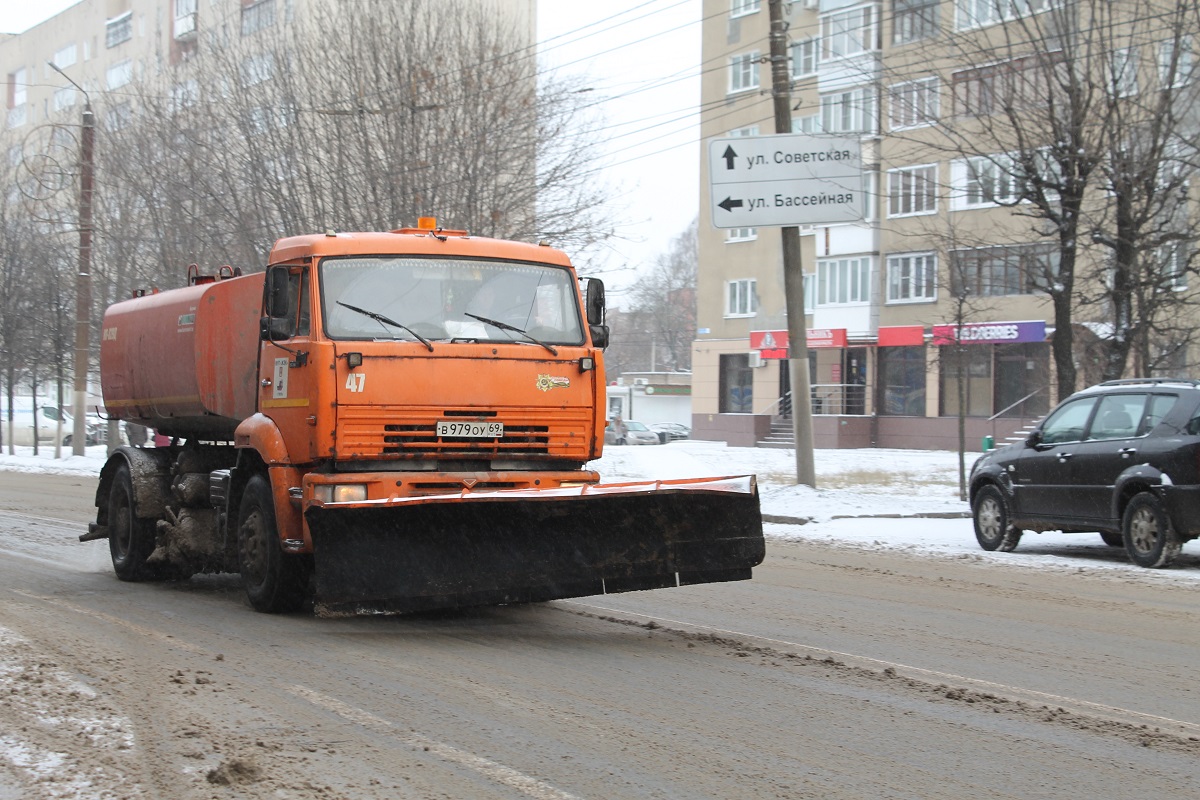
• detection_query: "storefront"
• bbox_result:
[933,320,1051,418]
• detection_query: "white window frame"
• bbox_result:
[1158,37,1194,88]
[53,44,77,69]
[955,0,1058,31]
[106,60,133,90]
[887,164,938,217]
[820,86,876,134]
[726,227,757,243]
[889,77,939,130]
[803,273,816,313]
[106,11,133,48]
[241,0,277,36]
[169,79,199,113]
[893,0,939,45]
[816,256,873,306]
[1111,48,1138,98]
[53,86,76,112]
[240,52,275,87]
[729,51,760,94]
[886,252,938,303]
[725,278,758,317]
[820,4,876,62]
[791,37,818,79]
[951,154,1021,209]
[731,0,761,18]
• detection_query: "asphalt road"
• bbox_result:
[0,471,1197,799]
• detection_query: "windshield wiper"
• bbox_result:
[464,313,557,355]
[337,301,434,352]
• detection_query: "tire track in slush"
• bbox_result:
[562,600,1200,740]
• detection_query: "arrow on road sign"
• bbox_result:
[717,197,744,212]
[721,145,737,170]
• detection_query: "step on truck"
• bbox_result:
[83,220,764,615]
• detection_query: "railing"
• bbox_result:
[987,386,1047,443]
[810,384,868,416]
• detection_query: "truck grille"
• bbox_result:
[336,406,592,460]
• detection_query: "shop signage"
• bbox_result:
[877,325,925,347]
[750,328,847,357]
[931,320,1046,345]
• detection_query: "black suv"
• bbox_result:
[969,379,1200,568]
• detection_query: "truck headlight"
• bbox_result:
[313,484,368,503]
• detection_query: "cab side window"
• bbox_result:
[1040,397,1097,445]
[1085,394,1146,441]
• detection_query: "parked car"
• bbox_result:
[604,419,660,446]
[969,378,1200,568]
[648,422,691,444]
[0,397,99,447]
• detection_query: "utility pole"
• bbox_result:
[768,0,816,487]
[49,63,93,456]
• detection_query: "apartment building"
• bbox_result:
[693,0,1199,449]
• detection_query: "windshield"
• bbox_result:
[320,256,585,345]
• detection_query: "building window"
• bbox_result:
[1111,48,1139,97]
[719,354,753,413]
[1158,37,1194,88]
[889,77,939,130]
[726,227,757,243]
[816,256,872,305]
[791,37,818,78]
[729,52,760,94]
[949,244,1058,296]
[886,253,937,303]
[939,345,992,416]
[106,12,133,48]
[7,67,27,130]
[53,87,76,112]
[53,44,77,69]
[893,0,939,45]
[242,0,277,36]
[106,102,133,131]
[795,113,820,133]
[731,0,761,18]
[952,54,1056,116]
[887,164,938,216]
[106,60,133,90]
[878,346,926,415]
[820,86,876,133]
[240,52,275,87]
[803,273,815,313]
[1159,242,1189,290]
[955,0,1059,31]
[169,79,199,113]
[726,278,758,317]
[821,5,876,61]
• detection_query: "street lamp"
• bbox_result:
[48,62,94,457]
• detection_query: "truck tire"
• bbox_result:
[237,475,309,613]
[108,463,160,581]
[1122,492,1182,568]
[972,484,1022,552]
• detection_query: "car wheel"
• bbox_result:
[108,463,160,581]
[237,475,310,613]
[1122,492,1182,568]
[1099,530,1124,548]
[972,485,1022,552]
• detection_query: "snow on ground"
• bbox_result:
[3,439,1197,583]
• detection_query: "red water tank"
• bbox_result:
[100,272,264,439]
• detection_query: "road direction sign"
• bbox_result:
[708,133,864,228]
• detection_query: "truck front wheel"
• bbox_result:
[237,475,310,613]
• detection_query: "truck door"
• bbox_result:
[259,266,317,461]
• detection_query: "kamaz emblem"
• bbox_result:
[536,374,570,392]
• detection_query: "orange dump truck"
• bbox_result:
[84,223,764,614]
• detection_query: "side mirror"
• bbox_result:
[584,278,605,326]
[259,315,292,341]
[1026,429,1043,447]
[590,323,610,349]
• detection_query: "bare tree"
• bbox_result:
[626,218,698,373]
[889,0,1200,396]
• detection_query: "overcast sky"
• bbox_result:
[3,0,703,299]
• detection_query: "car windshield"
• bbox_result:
[626,421,649,431]
[320,256,584,345]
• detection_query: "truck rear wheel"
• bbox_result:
[108,463,159,581]
[237,475,310,613]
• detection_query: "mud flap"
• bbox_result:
[306,477,764,614]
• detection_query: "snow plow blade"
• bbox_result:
[305,476,763,615]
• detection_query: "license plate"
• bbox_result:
[436,420,503,439]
